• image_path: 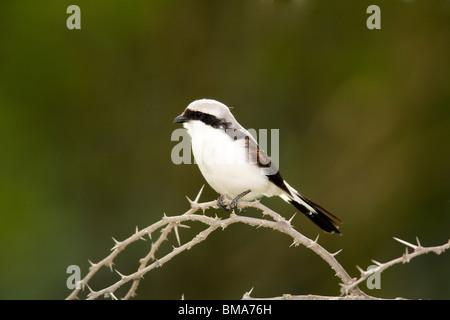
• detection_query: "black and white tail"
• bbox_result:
[280,182,342,234]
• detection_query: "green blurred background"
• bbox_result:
[0,0,449,300]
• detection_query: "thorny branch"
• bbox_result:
[66,186,450,300]
[340,237,450,295]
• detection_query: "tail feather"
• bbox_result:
[280,183,342,234]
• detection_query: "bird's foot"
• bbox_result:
[230,189,251,211]
[217,195,230,211]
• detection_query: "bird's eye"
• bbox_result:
[195,112,203,119]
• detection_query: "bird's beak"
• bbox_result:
[173,114,188,123]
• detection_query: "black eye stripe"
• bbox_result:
[183,109,231,129]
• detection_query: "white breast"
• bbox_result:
[184,121,281,200]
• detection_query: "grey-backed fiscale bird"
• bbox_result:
[174,99,342,233]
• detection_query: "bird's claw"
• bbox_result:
[217,195,230,211]
[230,189,251,211]
[217,190,251,211]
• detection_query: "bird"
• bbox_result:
[173,99,342,234]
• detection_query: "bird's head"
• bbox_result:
[173,99,235,131]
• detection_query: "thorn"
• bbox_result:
[88,259,96,267]
[220,221,227,230]
[111,237,121,250]
[106,261,114,272]
[371,260,382,266]
[356,265,365,275]
[194,184,205,203]
[243,287,254,299]
[287,213,296,225]
[147,231,152,241]
[109,292,118,300]
[178,223,190,229]
[289,240,299,247]
[154,258,163,268]
[416,236,422,248]
[181,293,185,300]
[314,234,320,243]
[393,237,418,250]
[135,226,146,241]
[331,249,343,257]
[174,225,181,246]
[185,195,194,206]
[115,269,126,279]
[86,284,95,294]
[403,248,411,263]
